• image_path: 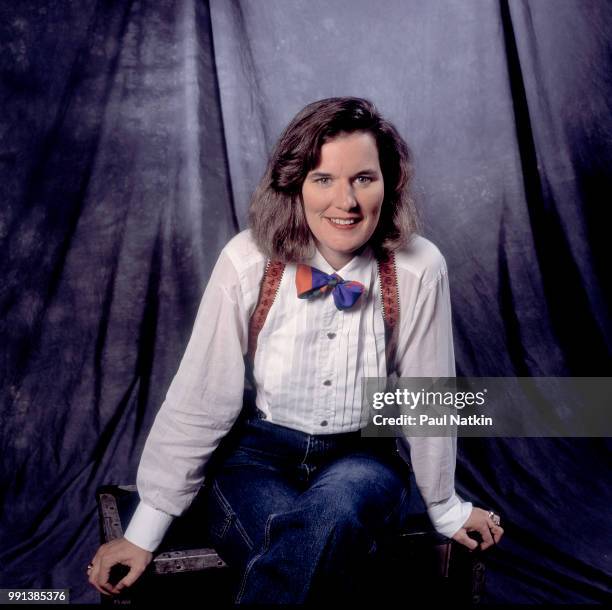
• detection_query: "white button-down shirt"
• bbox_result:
[124,229,472,551]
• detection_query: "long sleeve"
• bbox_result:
[124,249,249,551]
[395,252,472,539]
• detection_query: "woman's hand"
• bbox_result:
[452,507,504,551]
[87,537,153,596]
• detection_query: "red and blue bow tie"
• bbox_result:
[296,264,365,310]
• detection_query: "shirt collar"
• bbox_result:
[302,243,375,282]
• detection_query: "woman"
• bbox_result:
[88,97,503,603]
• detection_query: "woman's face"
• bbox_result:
[301,131,384,270]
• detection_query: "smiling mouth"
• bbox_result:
[325,217,362,227]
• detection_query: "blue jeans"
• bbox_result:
[201,412,415,604]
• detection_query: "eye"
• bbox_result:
[315,176,331,185]
[355,175,373,184]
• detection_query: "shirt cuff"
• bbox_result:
[427,493,473,539]
[123,501,174,552]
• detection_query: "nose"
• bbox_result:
[336,180,357,211]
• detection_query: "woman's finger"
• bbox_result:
[88,560,111,597]
[89,547,122,596]
[452,528,479,550]
[477,523,495,550]
[490,524,504,544]
[116,565,144,592]
[97,558,122,595]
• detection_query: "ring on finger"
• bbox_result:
[488,511,501,526]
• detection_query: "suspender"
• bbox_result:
[247,260,285,363]
[246,253,400,376]
[377,251,400,375]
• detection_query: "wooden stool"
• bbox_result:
[96,484,486,605]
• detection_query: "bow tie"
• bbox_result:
[296,264,365,310]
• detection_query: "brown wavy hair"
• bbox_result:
[249,97,419,262]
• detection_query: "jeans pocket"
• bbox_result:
[222,446,281,471]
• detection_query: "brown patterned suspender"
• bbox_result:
[247,260,285,363]
[246,253,399,375]
[377,252,400,376]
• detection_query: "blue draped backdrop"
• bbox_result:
[1,0,610,603]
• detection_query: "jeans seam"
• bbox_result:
[211,481,232,540]
[235,511,276,603]
[212,480,254,550]
[239,444,280,459]
[299,435,311,468]
[381,486,408,529]
[298,435,312,481]
[365,487,408,560]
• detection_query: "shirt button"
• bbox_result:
[323,380,332,386]
[327,332,336,339]
[320,420,328,427]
